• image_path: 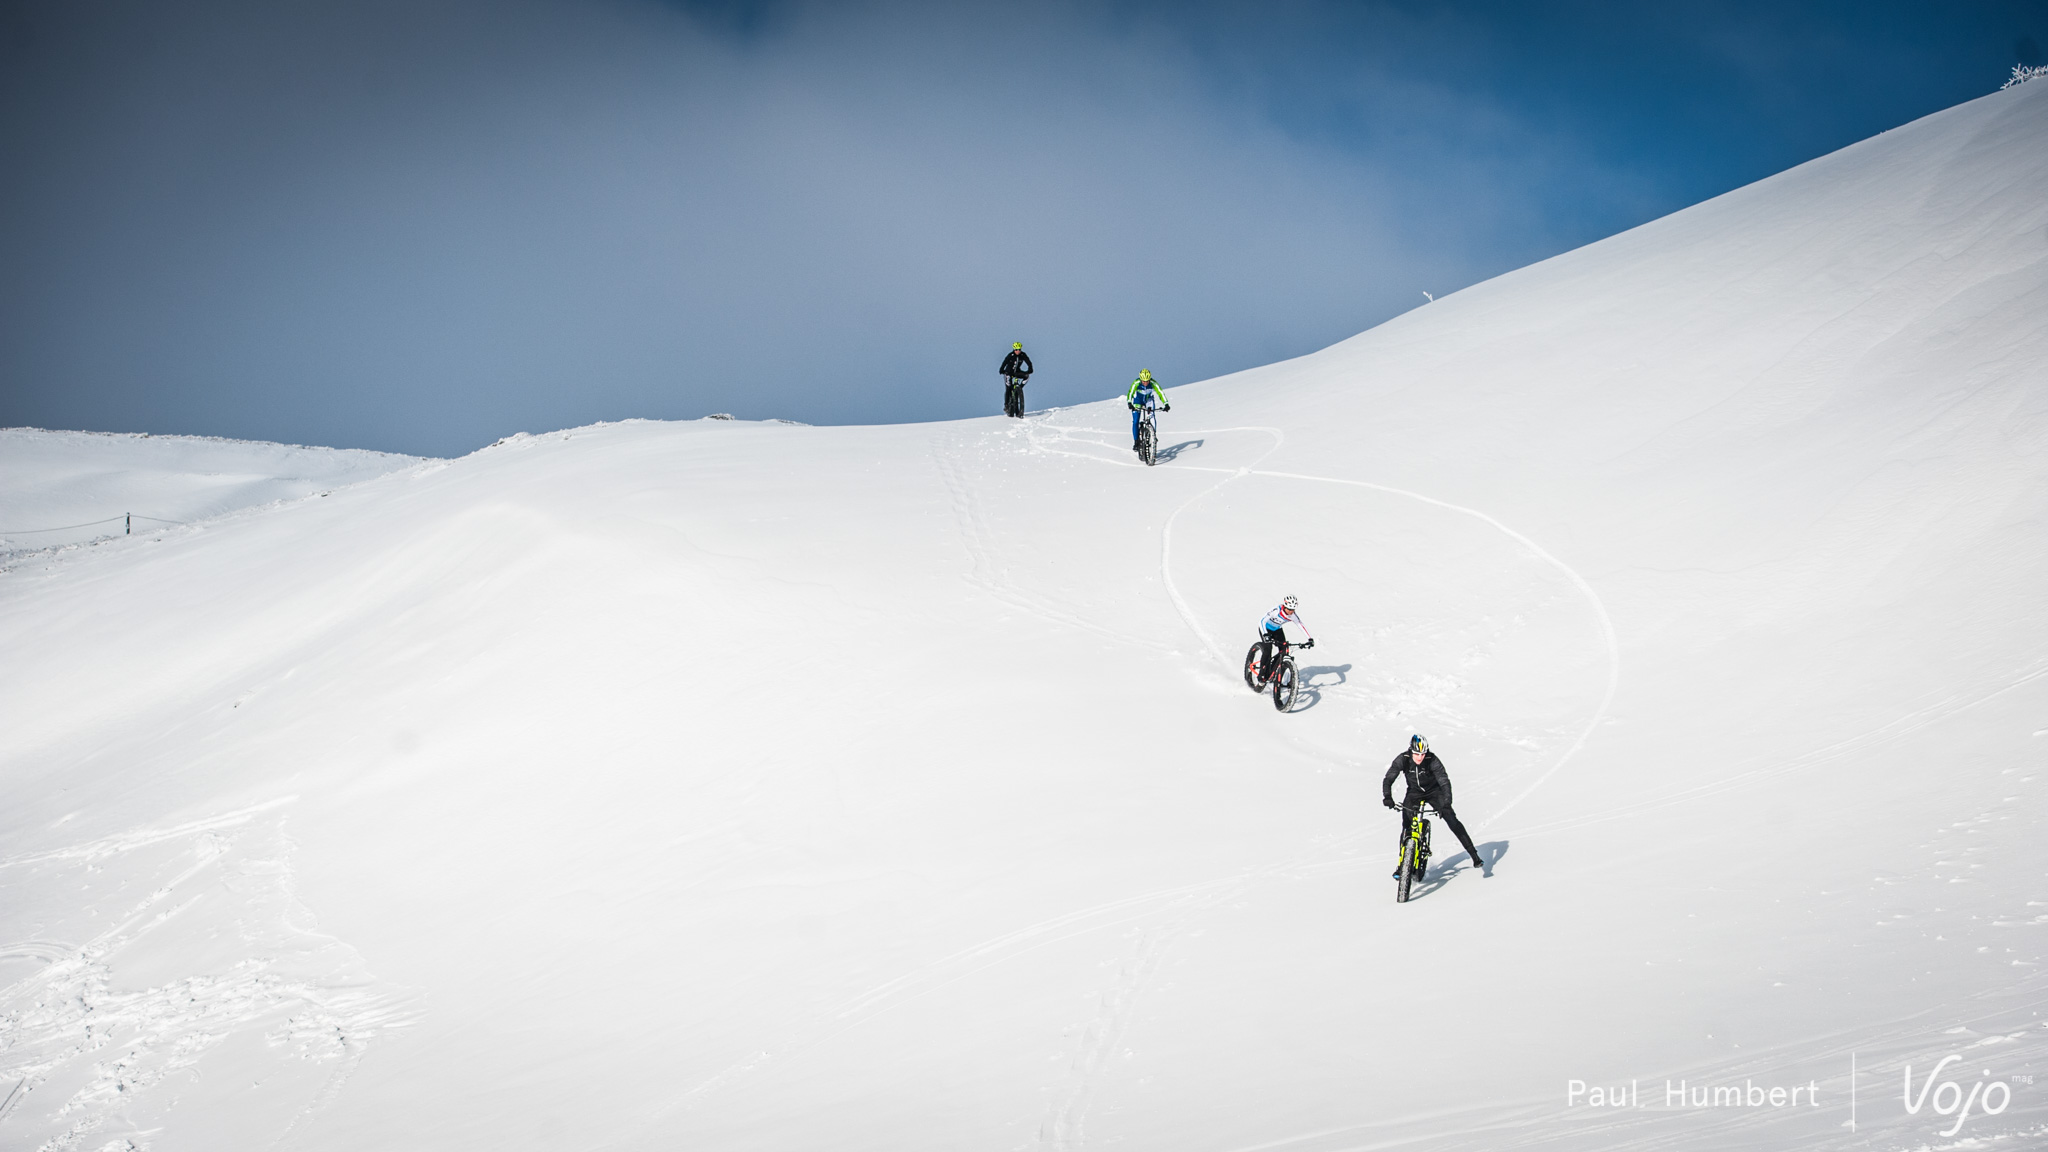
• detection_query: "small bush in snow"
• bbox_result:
[2003,63,2048,89]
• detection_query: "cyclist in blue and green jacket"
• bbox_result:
[1126,369,1169,450]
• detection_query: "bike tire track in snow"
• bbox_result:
[931,427,1165,654]
[1221,987,2048,1151]
[1157,431,1287,674]
[1027,412,1621,824]
[1240,468,1620,823]
[1014,411,1622,1145]
[1027,833,1366,1152]
[673,412,1620,1143]
[1037,885,1241,1152]
[676,872,1268,1109]
[0,796,297,869]
[1507,653,2048,841]
[1016,415,1285,681]
[0,808,416,1150]
[673,832,1369,1111]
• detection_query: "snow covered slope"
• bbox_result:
[1,83,2044,1152]
[1,429,423,552]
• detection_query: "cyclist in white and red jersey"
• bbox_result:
[1255,596,1312,681]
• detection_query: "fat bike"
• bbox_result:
[1395,803,1434,904]
[1241,636,1312,712]
[1133,401,1161,465]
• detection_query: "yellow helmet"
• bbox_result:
[1138,369,1152,381]
[1012,342,1022,350]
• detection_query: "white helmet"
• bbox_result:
[1282,595,1298,610]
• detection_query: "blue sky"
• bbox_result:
[2,0,2044,457]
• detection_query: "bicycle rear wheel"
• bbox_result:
[1271,659,1297,711]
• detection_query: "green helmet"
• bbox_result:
[1138,369,1152,381]
[1012,342,1022,350]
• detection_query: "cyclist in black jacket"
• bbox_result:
[1383,735,1487,875]
[999,342,1033,417]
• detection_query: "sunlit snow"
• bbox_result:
[1,82,2044,1152]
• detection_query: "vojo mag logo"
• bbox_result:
[1560,1046,2029,1138]
[1900,1053,2017,1138]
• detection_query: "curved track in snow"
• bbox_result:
[1012,410,1622,1146]
[1023,410,1619,822]
[661,410,1623,1144]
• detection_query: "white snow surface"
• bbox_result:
[0,429,423,552]
[1,84,2045,1151]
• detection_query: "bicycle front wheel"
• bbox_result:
[1396,838,1416,903]
[1271,659,1297,711]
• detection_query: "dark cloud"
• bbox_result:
[2,0,2044,455]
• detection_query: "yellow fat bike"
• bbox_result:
[1395,802,1434,904]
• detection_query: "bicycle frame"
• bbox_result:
[1256,635,1310,678]
[1243,637,1284,682]
[1260,637,1288,680]
[1396,802,1434,903]
[1242,634,1313,712]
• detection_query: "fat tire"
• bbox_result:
[1243,642,1268,692]
[1271,659,1297,711]
[1138,419,1156,466]
[1396,838,1415,903]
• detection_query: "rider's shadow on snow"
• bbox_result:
[1155,438,1204,463]
[1406,840,1507,900]
[1288,663,1351,712]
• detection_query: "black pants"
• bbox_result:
[1258,631,1288,678]
[1402,797,1481,864]
[1003,378,1026,417]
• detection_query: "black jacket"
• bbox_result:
[1000,349,1033,379]
[1384,751,1452,806]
